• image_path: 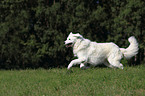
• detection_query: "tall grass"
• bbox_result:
[0,65,144,96]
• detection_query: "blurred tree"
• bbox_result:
[0,0,144,69]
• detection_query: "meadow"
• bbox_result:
[0,65,144,96]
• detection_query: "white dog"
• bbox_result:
[65,32,138,69]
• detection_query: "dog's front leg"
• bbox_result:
[67,58,86,69]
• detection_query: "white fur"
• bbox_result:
[65,32,138,69]
[120,36,138,59]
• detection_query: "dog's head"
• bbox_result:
[65,32,83,48]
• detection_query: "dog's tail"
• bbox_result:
[120,36,139,59]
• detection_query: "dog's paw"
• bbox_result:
[80,63,85,68]
[67,67,70,70]
[67,64,73,69]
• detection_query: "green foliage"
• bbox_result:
[0,0,144,69]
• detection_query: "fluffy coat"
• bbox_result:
[65,32,138,69]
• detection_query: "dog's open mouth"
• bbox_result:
[65,43,73,48]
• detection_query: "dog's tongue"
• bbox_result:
[66,45,72,48]
[66,45,69,48]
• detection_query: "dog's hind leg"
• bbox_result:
[104,61,114,68]
[107,50,124,69]
[107,57,123,69]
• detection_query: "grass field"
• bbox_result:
[0,65,144,96]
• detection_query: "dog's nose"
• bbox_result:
[64,41,67,45]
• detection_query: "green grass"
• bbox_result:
[0,65,144,96]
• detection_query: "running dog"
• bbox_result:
[65,32,138,69]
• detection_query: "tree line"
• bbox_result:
[0,0,144,69]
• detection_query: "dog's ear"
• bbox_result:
[68,32,73,35]
[74,33,83,39]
